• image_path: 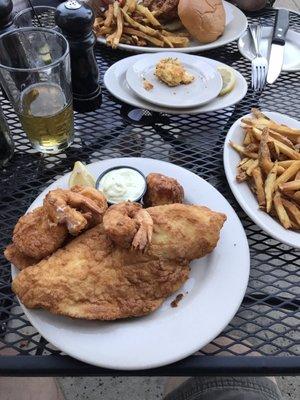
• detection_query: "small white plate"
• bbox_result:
[224,111,300,249]
[97,1,248,53]
[238,26,300,72]
[12,158,250,370]
[104,55,248,115]
[126,53,222,109]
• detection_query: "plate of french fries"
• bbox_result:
[92,0,248,53]
[224,109,300,248]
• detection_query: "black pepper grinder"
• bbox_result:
[0,0,13,34]
[55,0,101,113]
[0,0,14,102]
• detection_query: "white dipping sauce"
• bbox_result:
[98,168,145,203]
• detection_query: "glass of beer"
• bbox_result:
[0,27,74,154]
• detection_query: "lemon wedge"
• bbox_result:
[69,161,96,188]
[218,66,236,96]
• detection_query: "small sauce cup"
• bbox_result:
[96,166,147,205]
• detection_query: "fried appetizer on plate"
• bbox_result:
[5,186,108,268]
[143,173,184,206]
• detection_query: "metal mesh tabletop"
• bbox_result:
[0,8,299,375]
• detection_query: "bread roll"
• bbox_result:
[178,0,226,44]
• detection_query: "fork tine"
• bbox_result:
[259,66,263,91]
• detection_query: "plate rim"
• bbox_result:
[238,26,300,72]
[223,111,300,249]
[104,55,248,114]
[125,53,223,108]
[11,157,250,370]
[97,1,248,54]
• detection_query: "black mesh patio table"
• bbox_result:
[0,7,299,376]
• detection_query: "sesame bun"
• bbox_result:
[178,0,226,43]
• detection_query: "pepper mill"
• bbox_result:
[55,0,101,113]
[0,0,13,34]
[0,0,14,102]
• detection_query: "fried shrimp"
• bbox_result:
[44,187,108,235]
[103,202,153,251]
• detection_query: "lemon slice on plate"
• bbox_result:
[217,66,236,96]
[69,161,96,188]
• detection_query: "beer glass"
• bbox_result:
[0,27,74,153]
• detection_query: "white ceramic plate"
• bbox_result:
[12,158,250,370]
[126,53,222,108]
[104,55,248,114]
[224,112,300,249]
[97,1,248,53]
[238,26,300,72]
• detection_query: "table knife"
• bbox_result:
[267,9,289,84]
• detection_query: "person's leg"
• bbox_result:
[164,337,283,400]
[164,377,283,400]
[0,348,65,400]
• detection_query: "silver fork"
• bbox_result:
[249,23,268,91]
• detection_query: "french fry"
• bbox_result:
[123,27,164,46]
[278,160,298,168]
[246,159,259,176]
[236,168,248,182]
[163,36,189,47]
[97,26,114,36]
[293,191,300,205]
[251,108,300,138]
[136,4,161,27]
[265,163,278,212]
[230,141,258,159]
[282,198,300,225]
[112,2,123,48]
[252,167,266,208]
[253,128,300,160]
[279,180,300,192]
[125,0,136,13]
[121,9,159,37]
[295,171,300,180]
[258,128,273,174]
[240,158,254,170]
[273,191,292,229]
[238,158,250,167]
[159,34,174,48]
[104,4,114,27]
[274,161,300,189]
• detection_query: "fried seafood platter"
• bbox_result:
[6,167,227,321]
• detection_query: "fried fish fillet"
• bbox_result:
[12,224,189,320]
[12,204,226,320]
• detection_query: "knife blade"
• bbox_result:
[267,9,289,84]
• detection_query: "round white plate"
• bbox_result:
[97,1,248,53]
[126,53,222,108]
[12,158,250,370]
[238,26,300,72]
[104,55,248,115]
[224,112,300,249]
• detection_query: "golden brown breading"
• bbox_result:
[4,244,40,270]
[12,203,226,320]
[143,173,184,207]
[147,203,226,260]
[12,207,68,260]
[12,224,189,320]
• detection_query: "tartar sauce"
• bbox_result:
[98,168,145,204]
